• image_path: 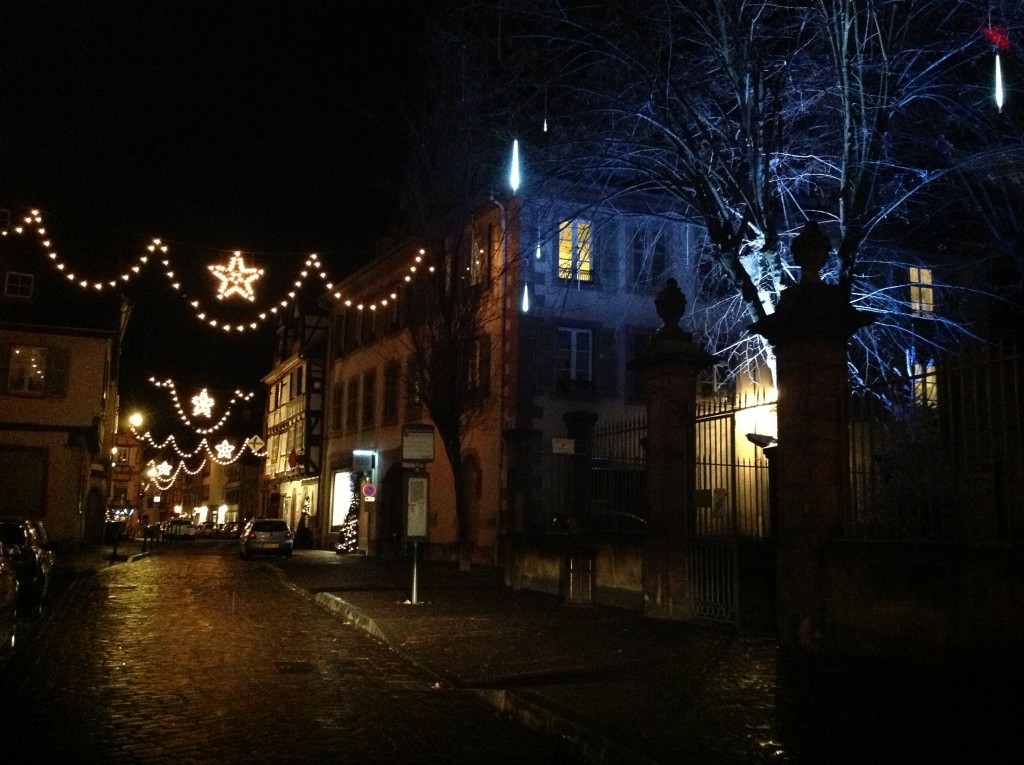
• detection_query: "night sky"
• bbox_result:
[1,1,426,424]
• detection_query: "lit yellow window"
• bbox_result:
[909,267,933,314]
[913,362,937,405]
[558,220,592,282]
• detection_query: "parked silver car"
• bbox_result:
[239,518,294,559]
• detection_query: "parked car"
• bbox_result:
[0,552,17,652]
[239,518,293,559]
[164,518,197,540]
[0,519,56,615]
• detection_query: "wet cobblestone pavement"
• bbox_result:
[0,542,575,764]
[3,540,1020,764]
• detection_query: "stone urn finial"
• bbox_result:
[791,221,831,285]
[655,278,687,335]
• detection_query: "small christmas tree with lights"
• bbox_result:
[335,473,361,553]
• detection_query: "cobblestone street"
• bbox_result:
[0,542,572,764]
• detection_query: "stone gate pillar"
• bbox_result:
[750,221,872,650]
[628,279,716,619]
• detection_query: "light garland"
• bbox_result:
[191,388,215,418]
[3,208,444,338]
[150,377,256,434]
[209,251,263,301]
[330,249,436,316]
[132,428,266,464]
[1,209,168,290]
[169,252,337,333]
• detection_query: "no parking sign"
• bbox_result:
[362,483,377,502]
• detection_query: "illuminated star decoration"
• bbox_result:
[157,461,173,477]
[191,389,215,418]
[215,440,235,460]
[209,251,263,301]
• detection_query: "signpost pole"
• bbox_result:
[411,542,419,605]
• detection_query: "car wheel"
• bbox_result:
[285,550,292,558]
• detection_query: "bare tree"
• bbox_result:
[493,0,1024,390]
[395,7,514,568]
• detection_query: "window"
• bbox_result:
[630,226,667,291]
[912,361,937,406]
[555,328,592,391]
[383,361,400,423]
[7,345,47,395]
[361,369,377,429]
[345,377,359,431]
[558,219,592,282]
[909,267,933,315]
[467,227,489,286]
[361,308,376,344]
[405,356,423,418]
[466,334,491,396]
[330,385,343,431]
[4,271,34,300]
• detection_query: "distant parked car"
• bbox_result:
[0,551,17,652]
[239,518,293,559]
[164,518,197,540]
[0,518,56,615]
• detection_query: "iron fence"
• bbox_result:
[527,392,772,540]
[847,341,1023,543]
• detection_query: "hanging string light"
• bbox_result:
[209,251,264,301]
[131,428,266,465]
[2,210,168,289]
[995,51,1005,112]
[150,377,256,434]
[983,20,1011,113]
[5,208,446,338]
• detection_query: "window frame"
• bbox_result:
[555,327,593,392]
[6,344,48,396]
[557,219,593,283]
[4,271,34,300]
[909,266,934,316]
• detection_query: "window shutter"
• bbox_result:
[45,345,70,398]
[523,319,555,393]
[595,221,619,289]
[595,328,618,397]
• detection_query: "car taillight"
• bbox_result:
[247,532,257,539]
[285,531,293,539]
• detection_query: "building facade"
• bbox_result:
[261,300,327,546]
[318,191,704,565]
[1,210,121,544]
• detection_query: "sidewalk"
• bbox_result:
[281,550,776,764]
[61,543,1019,764]
[277,550,1016,765]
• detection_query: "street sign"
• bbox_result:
[362,483,377,503]
[402,424,435,461]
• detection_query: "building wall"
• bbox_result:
[319,194,701,567]
[0,327,113,543]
